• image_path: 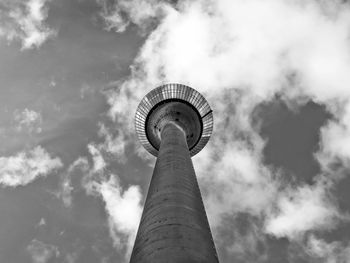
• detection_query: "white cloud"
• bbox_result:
[59,157,89,207]
[27,239,59,263]
[98,123,127,162]
[88,176,142,259]
[306,235,350,263]
[74,149,142,259]
[37,217,46,227]
[196,139,277,226]
[96,0,167,33]
[0,0,56,49]
[88,143,106,173]
[84,123,129,173]
[14,108,42,133]
[265,180,343,239]
[0,146,63,187]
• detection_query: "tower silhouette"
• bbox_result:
[131,83,218,263]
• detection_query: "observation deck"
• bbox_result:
[135,83,213,157]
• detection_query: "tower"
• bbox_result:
[131,83,218,263]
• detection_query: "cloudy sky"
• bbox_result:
[1,0,350,262]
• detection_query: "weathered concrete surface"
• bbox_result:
[130,122,219,263]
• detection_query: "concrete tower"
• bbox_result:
[131,83,218,263]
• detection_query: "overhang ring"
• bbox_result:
[135,83,214,157]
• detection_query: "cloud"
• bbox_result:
[36,217,46,228]
[79,83,96,99]
[0,0,56,49]
[306,235,350,263]
[65,152,142,259]
[64,253,78,263]
[97,177,142,256]
[96,0,167,33]
[88,143,107,173]
[27,239,60,263]
[97,0,350,260]
[86,122,129,169]
[14,108,42,133]
[97,123,127,162]
[56,157,89,207]
[196,137,277,225]
[265,179,345,239]
[0,146,63,187]
[216,214,268,262]
[85,174,142,259]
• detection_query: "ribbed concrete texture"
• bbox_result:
[130,122,219,263]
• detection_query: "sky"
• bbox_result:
[1,0,350,262]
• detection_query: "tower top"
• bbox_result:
[135,83,213,157]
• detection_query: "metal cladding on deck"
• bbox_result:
[135,83,213,157]
[130,123,219,263]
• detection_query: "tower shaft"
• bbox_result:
[130,122,218,263]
